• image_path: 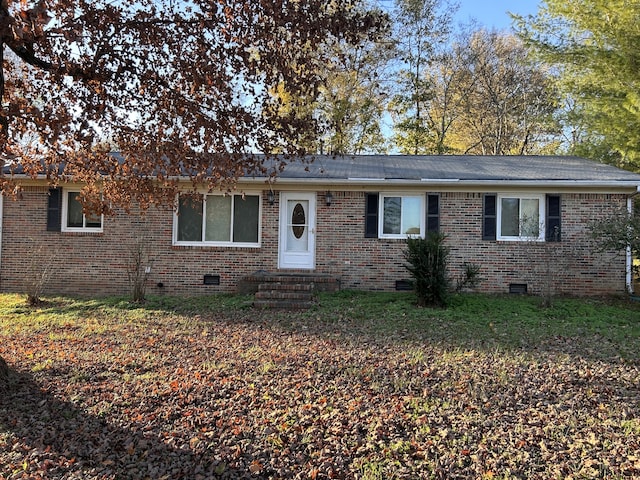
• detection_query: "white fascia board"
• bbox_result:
[12,173,640,190]
[421,178,460,182]
[236,177,640,189]
[417,179,640,188]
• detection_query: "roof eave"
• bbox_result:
[5,173,640,191]
[239,177,640,189]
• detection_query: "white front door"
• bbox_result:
[278,192,316,269]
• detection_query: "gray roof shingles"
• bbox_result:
[275,155,640,183]
[3,154,640,184]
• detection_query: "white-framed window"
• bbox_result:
[61,190,103,233]
[173,193,261,247]
[497,194,545,241]
[379,194,425,239]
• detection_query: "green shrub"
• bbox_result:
[404,233,450,307]
[455,262,482,292]
[588,206,640,276]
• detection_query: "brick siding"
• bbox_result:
[0,187,629,297]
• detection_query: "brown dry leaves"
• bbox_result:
[1,307,639,479]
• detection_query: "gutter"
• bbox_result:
[7,171,640,190]
[235,177,640,190]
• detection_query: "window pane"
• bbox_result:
[286,200,308,251]
[521,198,540,237]
[177,196,203,242]
[383,197,401,234]
[501,198,519,237]
[85,212,102,228]
[205,196,231,241]
[233,195,259,243]
[402,196,421,234]
[67,192,84,228]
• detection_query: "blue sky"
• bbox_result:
[454,0,541,30]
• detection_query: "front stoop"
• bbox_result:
[243,273,340,310]
[253,282,316,310]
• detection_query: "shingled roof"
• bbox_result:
[4,154,640,187]
[271,155,640,186]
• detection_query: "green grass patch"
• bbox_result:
[310,291,640,362]
[1,291,639,363]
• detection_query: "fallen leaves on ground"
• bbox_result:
[1,302,639,479]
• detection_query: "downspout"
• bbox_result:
[627,187,640,294]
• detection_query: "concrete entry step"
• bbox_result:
[253,299,317,310]
[239,271,340,294]
[240,271,340,309]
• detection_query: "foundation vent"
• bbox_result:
[509,283,528,294]
[203,274,221,285]
[395,279,414,291]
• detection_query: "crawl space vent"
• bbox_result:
[509,283,528,294]
[395,279,414,291]
[203,274,221,285]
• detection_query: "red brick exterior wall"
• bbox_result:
[0,187,282,297]
[0,187,629,297]
[438,192,627,296]
[317,191,627,296]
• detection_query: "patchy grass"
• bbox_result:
[311,291,640,362]
[1,292,639,479]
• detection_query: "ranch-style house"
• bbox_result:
[1,154,639,299]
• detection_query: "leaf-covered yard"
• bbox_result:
[1,292,639,479]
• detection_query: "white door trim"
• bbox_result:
[278,192,316,269]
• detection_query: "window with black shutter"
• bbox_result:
[482,194,496,240]
[46,188,62,232]
[426,193,440,233]
[364,193,379,238]
[546,195,561,242]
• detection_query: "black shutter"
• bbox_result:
[426,193,440,233]
[47,187,62,232]
[365,193,379,238]
[546,194,561,242]
[483,194,496,240]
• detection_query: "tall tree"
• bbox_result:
[409,27,477,154]
[0,0,385,211]
[267,1,393,156]
[446,30,560,155]
[515,0,640,170]
[389,0,455,155]
[262,17,394,155]
[315,31,394,155]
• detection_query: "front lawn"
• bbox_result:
[1,292,639,479]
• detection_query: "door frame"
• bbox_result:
[278,192,316,270]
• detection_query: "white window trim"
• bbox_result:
[378,193,426,239]
[496,193,545,242]
[172,192,262,248]
[61,189,103,233]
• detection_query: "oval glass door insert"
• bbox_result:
[292,203,306,238]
